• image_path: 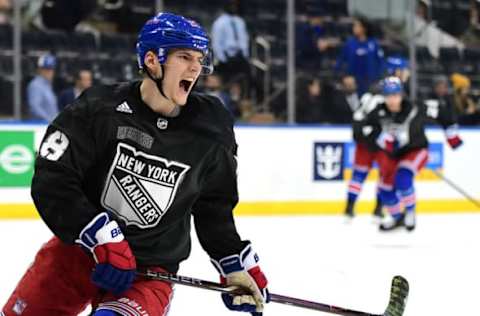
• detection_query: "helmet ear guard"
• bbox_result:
[200,49,214,75]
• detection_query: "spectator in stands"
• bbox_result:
[26,53,59,122]
[431,75,451,100]
[211,0,250,97]
[335,17,384,96]
[324,75,357,124]
[295,8,338,70]
[451,73,475,113]
[203,73,239,118]
[416,0,430,21]
[450,72,480,125]
[424,75,456,124]
[295,76,324,123]
[58,69,93,111]
[461,0,480,47]
[22,0,43,29]
[384,0,464,58]
[0,0,11,25]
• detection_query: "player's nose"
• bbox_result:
[189,60,201,74]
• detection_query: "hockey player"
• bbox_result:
[2,13,268,316]
[358,77,462,231]
[344,57,410,218]
[344,91,383,218]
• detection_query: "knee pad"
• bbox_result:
[395,167,414,191]
[92,310,122,316]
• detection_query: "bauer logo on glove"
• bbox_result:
[211,243,270,315]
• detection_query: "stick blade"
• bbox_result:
[383,275,409,316]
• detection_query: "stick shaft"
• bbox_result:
[270,293,378,315]
[432,169,480,208]
[138,271,380,316]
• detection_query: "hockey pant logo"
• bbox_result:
[101,143,190,229]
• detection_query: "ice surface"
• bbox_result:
[1,214,479,315]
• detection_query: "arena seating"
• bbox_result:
[0,0,479,119]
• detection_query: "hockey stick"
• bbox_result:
[432,169,480,208]
[138,271,409,316]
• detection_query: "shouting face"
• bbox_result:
[161,49,204,106]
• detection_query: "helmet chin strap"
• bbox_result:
[145,64,185,117]
[145,64,170,101]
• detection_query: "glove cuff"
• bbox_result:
[76,212,124,251]
[211,243,259,277]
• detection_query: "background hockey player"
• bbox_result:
[2,12,268,316]
[358,77,463,231]
[344,57,410,218]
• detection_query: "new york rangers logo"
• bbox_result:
[313,142,344,181]
[101,143,190,229]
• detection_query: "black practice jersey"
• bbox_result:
[355,98,457,157]
[32,81,247,272]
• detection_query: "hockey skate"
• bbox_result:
[372,201,383,218]
[344,201,355,218]
[379,213,404,231]
[403,211,416,231]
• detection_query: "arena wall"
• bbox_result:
[0,123,477,218]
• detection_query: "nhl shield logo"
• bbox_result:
[157,118,168,130]
[101,143,190,228]
[313,142,344,180]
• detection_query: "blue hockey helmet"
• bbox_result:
[381,76,403,95]
[37,53,56,69]
[136,12,213,75]
[386,56,409,75]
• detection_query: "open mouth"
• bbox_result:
[179,79,193,93]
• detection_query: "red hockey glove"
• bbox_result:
[376,132,397,153]
[211,243,269,315]
[447,135,463,149]
[445,125,463,149]
[77,212,136,295]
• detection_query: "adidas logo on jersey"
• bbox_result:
[116,102,133,114]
